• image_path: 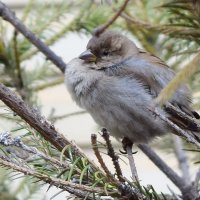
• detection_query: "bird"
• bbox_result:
[65,31,199,144]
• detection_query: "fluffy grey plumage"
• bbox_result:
[65,31,198,143]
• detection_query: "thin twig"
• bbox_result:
[165,103,200,131]
[50,110,87,122]
[172,135,191,183]
[60,187,94,200]
[0,132,70,169]
[121,12,200,39]
[93,0,130,36]
[92,133,147,199]
[101,128,125,182]
[121,137,139,182]
[167,186,182,200]
[126,145,138,182]
[29,76,64,92]
[0,2,66,73]
[96,131,147,199]
[194,169,200,193]
[149,107,200,148]
[91,134,119,184]
[13,30,25,100]
[0,156,105,194]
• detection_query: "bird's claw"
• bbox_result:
[119,149,138,155]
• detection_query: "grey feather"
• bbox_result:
[65,31,198,143]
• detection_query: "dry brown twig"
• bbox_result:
[92,131,145,200]
[126,145,138,181]
[93,0,130,36]
[101,128,125,183]
[149,106,200,148]
[91,134,118,183]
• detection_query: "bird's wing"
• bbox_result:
[137,50,200,118]
[103,49,200,131]
[126,49,184,99]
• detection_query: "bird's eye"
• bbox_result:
[102,51,109,56]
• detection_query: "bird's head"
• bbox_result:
[79,31,139,69]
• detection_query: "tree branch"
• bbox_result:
[138,144,198,200]
[138,144,184,188]
[0,2,66,73]
[0,83,102,173]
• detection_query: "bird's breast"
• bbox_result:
[65,58,103,108]
[65,59,169,143]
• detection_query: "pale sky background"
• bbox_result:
[1,1,198,199]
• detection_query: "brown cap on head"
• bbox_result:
[79,31,139,63]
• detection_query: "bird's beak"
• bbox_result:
[79,50,97,62]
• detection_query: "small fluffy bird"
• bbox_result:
[65,31,199,144]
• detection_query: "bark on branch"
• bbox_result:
[0,2,66,73]
[0,83,101,173]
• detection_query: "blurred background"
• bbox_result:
[0,0,199,199]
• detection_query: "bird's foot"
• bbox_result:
[121,137,139,181]
[120,137,137,154]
